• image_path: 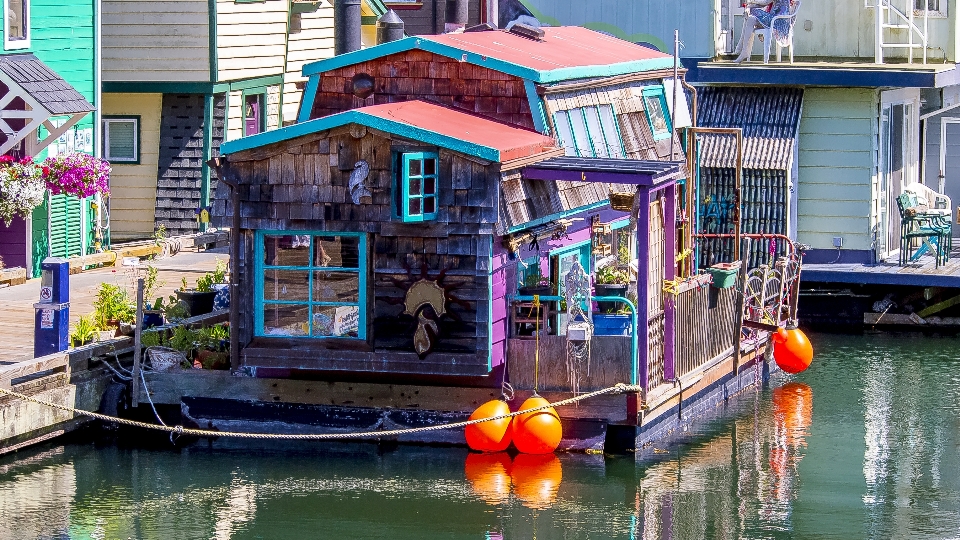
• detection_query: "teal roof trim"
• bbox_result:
[301,37,674,83]
[220,109,502,161]
[524,79,547,135]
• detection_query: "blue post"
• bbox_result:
[34,257,70,357]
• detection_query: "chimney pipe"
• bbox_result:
[335,0,362,55]
[444,0,468,33]
[376,9,405,45]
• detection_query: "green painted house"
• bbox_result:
[0,0,99,278]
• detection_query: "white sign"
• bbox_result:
[46,122,94,157]
[39,286,52,302]
[334,306,359,337]
[40,309,54,329]
[122,257,140,267]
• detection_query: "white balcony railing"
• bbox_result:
[867,0,929,64]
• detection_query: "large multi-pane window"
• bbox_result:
[553,104,625,159]
[256,232,366,339]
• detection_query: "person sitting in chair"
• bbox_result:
[733,0,794,64]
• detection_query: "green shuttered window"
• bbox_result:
[103,117,139,163]
[255,232,367,340]
[398,152,438,222]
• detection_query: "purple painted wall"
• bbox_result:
[0,217,27,269]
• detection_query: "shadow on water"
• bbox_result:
[1,332,959,539]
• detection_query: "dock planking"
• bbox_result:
[802,246,960,287]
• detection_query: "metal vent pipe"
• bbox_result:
[335,0,362,55]
[444,0,468,33]
[377,9,405,44]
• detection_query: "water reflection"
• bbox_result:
[2,334,960,538]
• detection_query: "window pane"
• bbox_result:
[424,158,436,175]
[583,106,609,158]
[409,178,422,196]
[424,177,436,195]
[645,95,669,137]
[568,110,594,157]
[423,196,436,215]
[408,159,421,177]
[263,304,309,336]
[315,236,360,268]
[598,105,625,158]
[107,120,136,161]
[7,0,25,40]
[553,110,576,157]
[408,198,422,216]
[263,235,310,266]
[313,271,359,303]
[313,305,359,338]
[263,270,310,301]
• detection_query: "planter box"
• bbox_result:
[705,262,741,289]
[176,290,216,317]
[518,286,551,297]
[593,314,632,336]
[594,283,628,313]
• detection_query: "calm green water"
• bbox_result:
[2,333,960,539]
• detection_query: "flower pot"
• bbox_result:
[518,286,552,297]
[705,262,741,289]
[196,349,230,370]
[176,290,216,317]
[142,310,164,329]
[71,337,93,348]
[212,283,230,311]
[594,283,628,313]
[592,314,632,336]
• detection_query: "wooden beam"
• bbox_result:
[0,267,26,286]
[0,354,69,390]
[917,293,960,318]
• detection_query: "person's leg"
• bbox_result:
[734,16,759,63]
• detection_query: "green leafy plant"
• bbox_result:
[160,295,190,322]
[168,325,198,355]
[93,283,135,329]
[70,314,97,347]
[595,265,631,285]
[153,224,167,246]
[140,329,166,348]
[143,265,164,307]
[522,261,549,289]
[195,259,228,292]
[196,323,230,351]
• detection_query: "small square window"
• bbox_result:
[397,151,438,222]
[4,0,28,50]
[102,117,139,163]
[642,87,672,141]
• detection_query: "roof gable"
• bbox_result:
[302,27,674,84]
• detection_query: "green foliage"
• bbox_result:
[168,325,198,355]
[196,323,230,351]
[595,265,631,285]
[163,296,190,322]
[522,261,549,288]
[153,224,167,245]
[143,265,164,305]
[70,314,97,347]
[195,259,228,292]
[617,229,631,265]
[140,329,166,348]
[93,283,135,329]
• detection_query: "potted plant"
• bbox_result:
[142,265,165,328]
[518,261,551,296]
[194,323,230,369]
[93,283,135,335]
[0,156,45,226]
[176,259,228,317]
[70,314,97,347]
[42,152,110,199]
[594,265,631,313]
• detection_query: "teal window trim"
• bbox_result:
[398,151,438,222]
[642,86,672,141]
[102,116,141,164]
[254,231,368,340]
[242,88,268,134]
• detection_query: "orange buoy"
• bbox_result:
[511,453,563,510]
[772,382,813,446]
[510,396,562,454]
[464,452,512,505]
[772,324,813,374]
[465,399,512,452]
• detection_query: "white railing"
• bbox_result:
[868,0,929,64]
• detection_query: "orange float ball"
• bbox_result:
[772,325,813,374]
[464,452,513,505]
[465,399,513,452]
[511,453,563,510]
[510,396,562,454]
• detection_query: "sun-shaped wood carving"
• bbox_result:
[386,263,471,357]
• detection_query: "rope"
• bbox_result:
[0,383,641,441]
[532,294,542,395]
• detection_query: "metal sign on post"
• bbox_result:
[33,257,70,357]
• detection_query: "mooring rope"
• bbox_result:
[0,383,642,441]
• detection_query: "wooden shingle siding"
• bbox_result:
[308,50,535,131]
[156,94,215,236]
[216,0,288,82]
[284,7,334,124]
[797,88,878,251]
[104,93,163,241]
[102,0,210,82]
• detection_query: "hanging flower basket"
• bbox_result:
[609,191,635,212]
[42,152,110,199]
[0,156,45,226]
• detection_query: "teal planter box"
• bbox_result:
[593,314,632,336]
[705,262,741,289]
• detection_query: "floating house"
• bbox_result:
[0,0,98,278]
[201,26,799,450]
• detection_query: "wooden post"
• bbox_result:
[663,183,677,382]
[635,188,652,395]
[132,277,143,407]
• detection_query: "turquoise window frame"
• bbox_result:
[399,151,439,222]
[642,86,673,141]
[254,231,367,340]
[550,240,592,293]
[552,104,626,159]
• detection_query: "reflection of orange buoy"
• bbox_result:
[772,324,813,374]
[511,453,563,510]
[465,400,512,452]
[510,396,562,454]
[464,452,512,505]
[772,382,813,446]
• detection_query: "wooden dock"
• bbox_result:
[802,246,960,287]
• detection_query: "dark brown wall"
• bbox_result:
[214,127,499,376]
[308,49,535,131]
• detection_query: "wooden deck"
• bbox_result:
[0,250,226,364]
[803,247,960,288]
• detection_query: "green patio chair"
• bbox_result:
[897,192,950,267]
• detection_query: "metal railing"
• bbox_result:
[869,0,929,64]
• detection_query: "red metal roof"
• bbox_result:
[358,100,558,162]
[422,26,671,75]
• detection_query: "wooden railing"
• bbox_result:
[673,279,739,380]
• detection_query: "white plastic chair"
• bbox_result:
[904,183,952,218]
[751,0,801,64]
